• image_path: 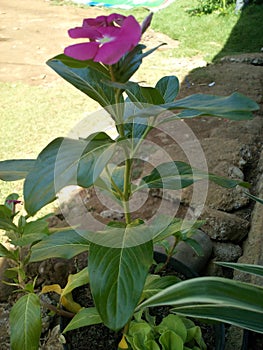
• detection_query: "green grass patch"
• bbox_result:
[0,81,113,205]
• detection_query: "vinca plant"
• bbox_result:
[0,12,263,350]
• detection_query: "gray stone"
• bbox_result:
[100,209,124,221]
[200,207,249,242]
[234,151,263,286]
[0,303,10,349]
[212,242,242,261]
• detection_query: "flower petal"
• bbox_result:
[121,16,142,48]
[68,27,101,40]
[107,13,126,26]
[64,42,99,61]
[94,41,127,65]
[83,16,108,28]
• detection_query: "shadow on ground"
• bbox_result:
[213,3,263,61]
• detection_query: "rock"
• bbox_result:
[100,210,124,221]
[212,242,242,261]
[234,151,263,286]
[200,207,249,242]
[0,303,10,350]
[206,184,250,211]
[41,325,65,350]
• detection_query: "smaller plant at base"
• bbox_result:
[0,12,262,350]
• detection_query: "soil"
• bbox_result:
[0,0,263,349]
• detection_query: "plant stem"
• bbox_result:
[155,237,178,274]
[42,301,75,318]
[118,123,132,224]
[109,64,133,225]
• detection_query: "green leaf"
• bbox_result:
[142,275,180,299]
[127,320,154,350]
[215,262,263,277]
[139,161,248,190]
[10,293,41,350]
[112,44,165,83]
[163,92,259,120]
[159,330,184,350]
[183,237,204,257]
[30,229,90,261]
[112,44,146,83]
[0,205,17,231]
[138,276,263,333]
[88,233,153,330]
[62,267,89,296]
[12,233,49,247]
[12,218,50,246]
[150,216,184,243]
[0,243,17,259]
[63,307,102,333]
[24,132,115,215]
[0,159,35,181]
[145,340,160,350]
[172,304,263,334]
[155,76,179,103]
[244,191,263,204]
[156,314,187,342]
[125,82,164,106]
[47,54,116,108]
[4,193,19,209]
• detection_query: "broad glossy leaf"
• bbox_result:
[0,204,17,231]
[88,235,153,330]
[155,76,179,103]
[159,330,184,350]
[24,133,115,215]
[125,82,164,106]
[12,233,49,247]
[163,92,259,120]
[127,320,154,349]
[10,293,41,350]
[172,304,263,334]
[139,276,263,309]
[216,262,263,277]
[62,267,89,296]
[138,276,263,333]
[13,218,50,246]
[139,161,248,190]
[150,215,185,243]
[47,54,115,108]
[156,314,187,342]
[30,229,90,261]
[63,307,102,333]
[0,243,17,259]
[142,275,180,299]
[0,159,35,181]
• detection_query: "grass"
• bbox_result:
[0,81,113,208]
[51,0,263,62]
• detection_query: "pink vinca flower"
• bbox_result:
[64,13,142,65]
